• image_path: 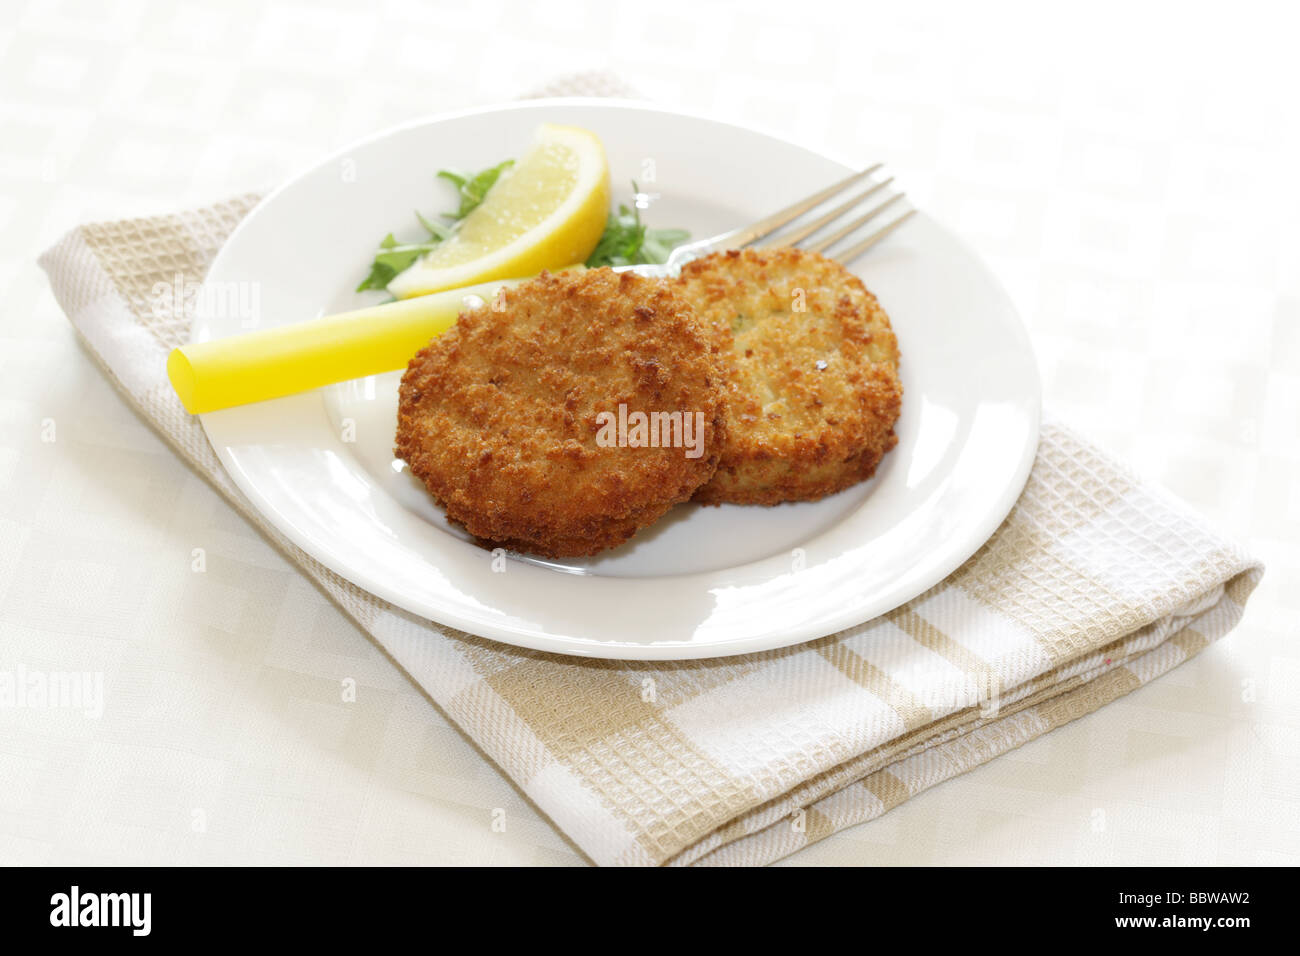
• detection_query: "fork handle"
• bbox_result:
[167,278,523,414]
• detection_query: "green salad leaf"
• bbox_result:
[586,182,690,268]
[437,161,515,220]
[355,160,516,292]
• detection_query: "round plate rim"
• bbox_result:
[195,97,1042,660]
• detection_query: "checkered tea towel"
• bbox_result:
[37,74,1262,866]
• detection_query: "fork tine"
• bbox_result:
[832,208,917,263]
[761,177,894,249]
[803,193,906,255]
[720,164,882,248]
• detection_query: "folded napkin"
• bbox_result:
[38,79,1263,867]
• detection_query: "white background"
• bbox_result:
[1,0,1297,865]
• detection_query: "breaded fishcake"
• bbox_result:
[395,268,727,557]
[675,248,902,505]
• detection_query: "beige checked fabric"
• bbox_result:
[36,99,1263,867]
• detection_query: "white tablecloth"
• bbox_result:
[2,0,1297,865]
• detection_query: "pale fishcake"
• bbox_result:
[675,247,902,505]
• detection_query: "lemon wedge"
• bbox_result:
[387,124,610,299]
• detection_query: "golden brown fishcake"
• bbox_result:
[395,268,727,557]
[675,248,902,505]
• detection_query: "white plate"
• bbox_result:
[195,99,1040,660]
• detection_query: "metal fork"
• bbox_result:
[622,163,915,278]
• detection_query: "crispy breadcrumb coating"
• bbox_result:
[396,268,727,557]
[675,248,902,505]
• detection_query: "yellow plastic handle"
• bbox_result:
[166,278,523,415]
